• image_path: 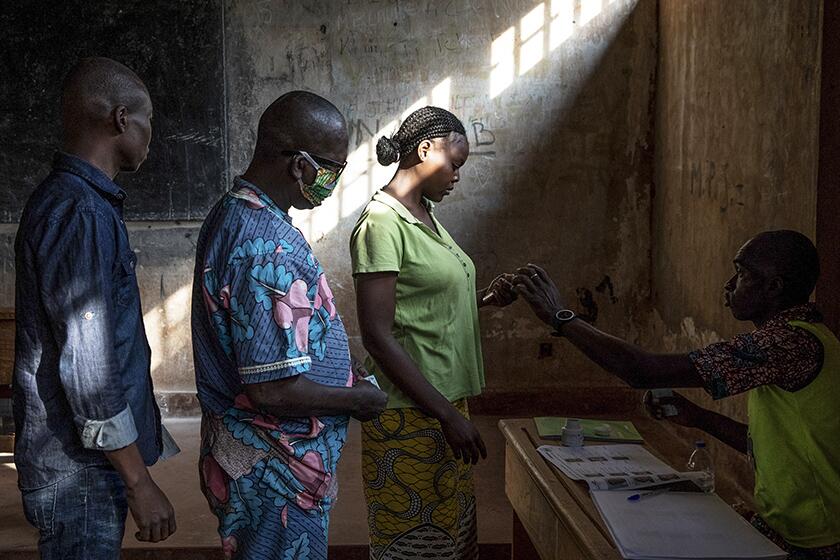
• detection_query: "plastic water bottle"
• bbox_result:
[561,418,584,447]
[687,440,715,493]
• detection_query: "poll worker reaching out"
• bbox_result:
[512,230,840,560]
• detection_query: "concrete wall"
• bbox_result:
[1,1,823,434]
[1,0,658,402]
[649,0,822,494]
[225,0,658,396]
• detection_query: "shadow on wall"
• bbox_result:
[144,0,656,400]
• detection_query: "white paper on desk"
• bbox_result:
[538,444,691,491]
[591,490,787,559]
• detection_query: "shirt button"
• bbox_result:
[83,311,94,320]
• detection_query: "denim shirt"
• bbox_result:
[13,152,164,490]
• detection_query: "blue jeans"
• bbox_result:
[21,465,127,559]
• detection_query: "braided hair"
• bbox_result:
[376,106,466,166]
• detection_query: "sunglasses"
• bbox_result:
[282,149,347,186]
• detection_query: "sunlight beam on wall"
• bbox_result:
[580,0,604,26]
[339,141,373,219]
[144,283,192,375]
[490,0,624,99]
[490,26,516,99]
[519,3,545,75]
[432,77,452,109]
[550,0,575,50]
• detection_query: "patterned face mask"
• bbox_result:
[286,150,346,207]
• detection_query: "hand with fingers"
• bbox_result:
[440,409,487,465]
[480,273,518,307]
[351,378,389,422]
[643,390,705,428]
[512,263,566,326]
[127,475,177,542]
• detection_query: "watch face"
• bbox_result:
[556,309,575,321]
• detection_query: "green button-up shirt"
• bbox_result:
[350,190,485,409]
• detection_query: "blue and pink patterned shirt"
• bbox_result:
[191,177,352,515]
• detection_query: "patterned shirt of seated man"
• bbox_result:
[191,178,353,559]
[690,303,840,560]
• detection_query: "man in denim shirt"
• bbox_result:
[13,57,177,559]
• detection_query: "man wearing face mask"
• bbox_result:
[191,91,387,560]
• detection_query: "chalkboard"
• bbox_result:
[0,1,227,222]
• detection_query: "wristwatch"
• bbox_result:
[551,309,577,336]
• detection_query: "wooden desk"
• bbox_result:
[500,417,707,560]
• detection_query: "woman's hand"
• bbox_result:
[479,273,517,307]
[439,409,487,465]
[513,264,566,326]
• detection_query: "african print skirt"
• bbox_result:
[361,398,479,560]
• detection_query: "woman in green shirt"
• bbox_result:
[350,106,515,560]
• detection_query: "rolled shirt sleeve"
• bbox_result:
[35,208,137,450]
[79,403,139,451]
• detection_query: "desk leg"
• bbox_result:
[512,511,541,560]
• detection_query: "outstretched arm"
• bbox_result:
[559,319,702,388]
[514,265,752,451]
[513,264,704,389]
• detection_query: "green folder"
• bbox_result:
[534,417,644,443]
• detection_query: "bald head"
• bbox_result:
[61,57,149,131]
[252,91,348,163]
[739,230,820,305]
